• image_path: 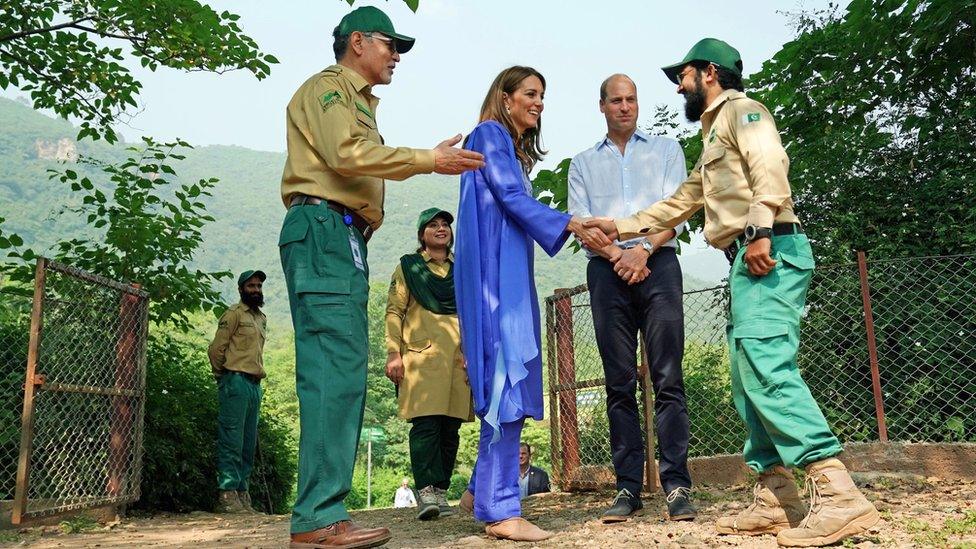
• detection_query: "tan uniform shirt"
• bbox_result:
[616,89,799,249]
[280,64,436,231]
[208,303,267,379]
[385,252,473,422]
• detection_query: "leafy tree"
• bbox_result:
[750,0,976,262]
[30,139,230,329]
[0,0,277,143]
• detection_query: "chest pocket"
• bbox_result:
[700,145,732,195]
[235,321,257,351]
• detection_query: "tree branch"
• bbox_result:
[0,17,93,43]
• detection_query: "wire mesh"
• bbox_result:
[0,285,32,502]
[13,260,149,520]
[547,253,976,491]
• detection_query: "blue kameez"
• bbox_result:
[454,120,571,521]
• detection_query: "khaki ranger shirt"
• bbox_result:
[208,303,267,379]
[280,64,436,230]
[385,251,474,422]
[616,89,799,249]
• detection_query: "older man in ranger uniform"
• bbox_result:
[584,39,880,547]
[208,269,267,515]
[278,6,484,549]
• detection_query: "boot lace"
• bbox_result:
[797,473,824,528]
[666,486,692,504]
[612,488,634,506]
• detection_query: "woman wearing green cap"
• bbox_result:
[385,207,474,522]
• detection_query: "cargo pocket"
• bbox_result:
[406,338,432,354]
[732,323,794,390]
[235,323,256,351]
[700,146,731,195]
[279,211,311,271]
[296,276,352,336]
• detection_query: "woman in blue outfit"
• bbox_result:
[453,66,609,541]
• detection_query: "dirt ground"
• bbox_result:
[2,474,975,548]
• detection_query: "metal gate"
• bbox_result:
[11,258,149,523]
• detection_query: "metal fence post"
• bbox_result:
[856,251,889,442]
[638,335,659,493]
[108,284,140,497]
[554,291,581,483]
[12,258,47,525]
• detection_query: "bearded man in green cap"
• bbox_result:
[584,38,880,547]
[279,6,484,548]
[208,270,267,515]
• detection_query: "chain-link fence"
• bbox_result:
[547,253,976,490]
[2,259,149,523]
[0,285,32,506]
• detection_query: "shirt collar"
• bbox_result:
[595,129,648,151]
[420,250,454,263]
[702,89,742,120]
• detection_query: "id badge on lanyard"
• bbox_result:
[348,227,365,272]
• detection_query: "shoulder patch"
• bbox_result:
[741,112,762,125]
[320,90,343,111]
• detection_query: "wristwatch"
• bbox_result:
[744,225,772,243]
[640,239,655,256]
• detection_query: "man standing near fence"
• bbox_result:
[208,269,267,515]
[568,73,696,523]
[584,39,880,547]
[278,6,484,548]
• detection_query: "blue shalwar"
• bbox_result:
[454,121,571,523]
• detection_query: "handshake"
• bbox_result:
[565,216,618,249]
[566,217,656,285]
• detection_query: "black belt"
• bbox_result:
[227,370,261,384]
[289,194,373,242]
[723,223,803,265]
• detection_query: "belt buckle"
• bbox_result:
[724,241,740,265]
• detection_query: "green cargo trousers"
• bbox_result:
[727,232,842,473]
[216,372,262,491]
[278,203,370,534]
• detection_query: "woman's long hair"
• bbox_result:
[477,66,548,174]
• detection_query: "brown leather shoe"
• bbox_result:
[289,520,392,549]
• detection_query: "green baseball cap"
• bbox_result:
[416,207,454,232]
[662,38,743,84]
[336,6,415,54]
[237,270,266,288]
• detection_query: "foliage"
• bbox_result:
[6,138,231,331]
[750,0,976,262]
[0,0,277,143]
[0,288,30,500]
[135,331,296,513]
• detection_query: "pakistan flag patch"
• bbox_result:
[319,90,342,111]
[741,112,761,125]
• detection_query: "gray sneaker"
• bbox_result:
[416,486,440,521]
[434,487,455,517]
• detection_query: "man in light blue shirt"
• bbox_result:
[568,74,695,524]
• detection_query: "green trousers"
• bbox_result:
[217,372,262,491]
[409,415,463,490]
[727,233,842,472]
[279,204,370,534]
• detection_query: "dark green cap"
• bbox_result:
[237,270,266,288]
[416,207,454,232]
[337,6,415,54]
[662,38,743,84]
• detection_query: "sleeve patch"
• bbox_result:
[320,90,343,111]
[741,112,762,125]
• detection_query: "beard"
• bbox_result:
[683,74,707,122]
[242,291,264,309]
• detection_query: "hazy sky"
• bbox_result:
[5,0,836,280]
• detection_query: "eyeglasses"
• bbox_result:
[675,67,696,82]
[364,32,397,55]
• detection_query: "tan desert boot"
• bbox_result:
[459,489,474,514]
[485,517,553,541]
[716,465,806,536]
[777,458,881,547]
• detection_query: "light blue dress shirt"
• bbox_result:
[568,129,687,256]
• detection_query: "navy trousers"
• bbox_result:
[586,247,691,494]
